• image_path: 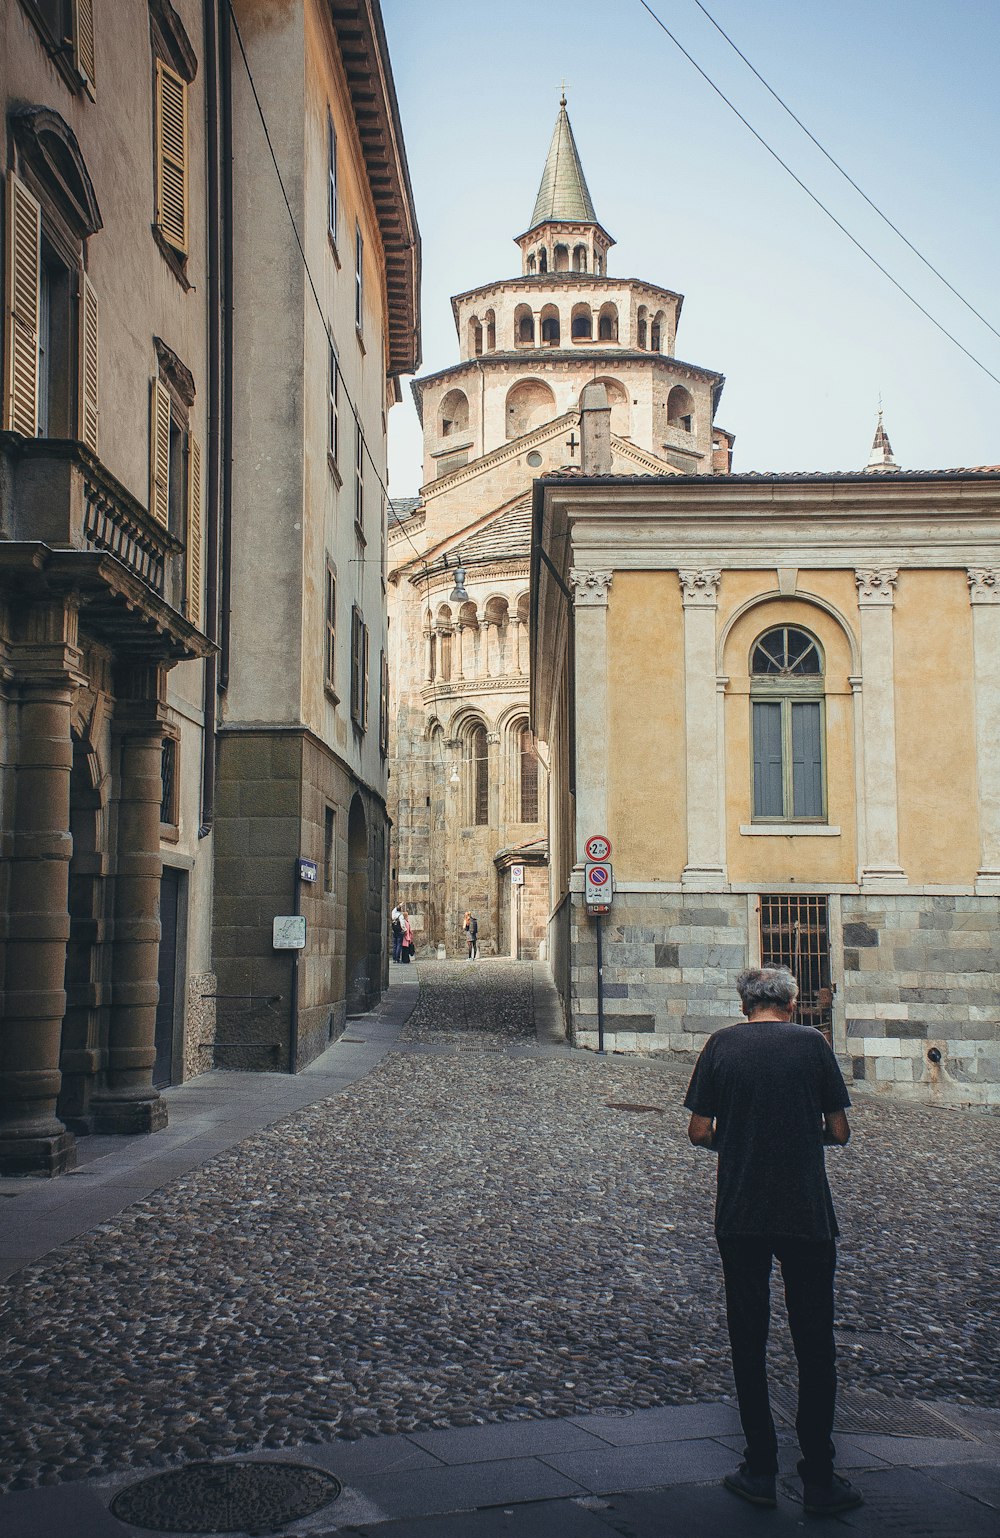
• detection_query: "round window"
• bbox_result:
[526,451,543,468]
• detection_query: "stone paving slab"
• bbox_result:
[405,1418,601,1464]
[570,1402,744,1445]
[538,1435,736,1494]
[346,1455,588,1520]
[831,1464,1000,1535]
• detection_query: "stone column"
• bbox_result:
[968,568,1000,893]
[0,601,82,1175]
[570,569,613,861]
[92,664,168,1134]
[855,568,906,887]
[454,622,465,681]
[483,620,496,678]
[509,616,522,676]
[679,570,726,888]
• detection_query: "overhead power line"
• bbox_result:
[691,0,1000,346]
[635,0,1000,390]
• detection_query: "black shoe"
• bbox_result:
[802,1473,864,1516]
[723,1463,777,1507]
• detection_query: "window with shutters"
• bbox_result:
[354,221,364,336]
[328,112,339,255]
[350,604,368,730]
[354,419,364,532]
[328,340,340,476]
[159,728,180,838]
[379,649,389,758]
[750,626,826,822]
[149,348,201,618]
[153,58,189,270]
[19,0,96,95]
[324,560,337,700]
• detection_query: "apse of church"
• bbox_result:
[387,98,733,957]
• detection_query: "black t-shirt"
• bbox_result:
[684,1020,851,1240]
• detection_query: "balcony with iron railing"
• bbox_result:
[0,435,182,597]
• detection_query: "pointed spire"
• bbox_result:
[865,405,900,474]
[530,96,598,228]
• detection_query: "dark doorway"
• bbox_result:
[759,892,833,1037]
[59,731,108,1132]
[346,794,369,1015]
[154,865,184,1087]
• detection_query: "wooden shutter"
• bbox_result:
[361,620,370,729]
[3,172,41,436]
[73,0,97,97]
[185,433,203,623]
[149,377,171,526]
[77,271,99,451]
[155,60,189,255]
[350,605,362,723]
[791,701,823,818]
[752,701,784,818]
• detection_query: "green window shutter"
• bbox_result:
[791,701,823,818]
[752,700,784,818]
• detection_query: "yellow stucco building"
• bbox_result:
[532,390,1000,1106]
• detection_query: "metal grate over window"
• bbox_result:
[160,736,177,826]
[759,893,833,1036]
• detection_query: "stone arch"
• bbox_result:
[553,242,569,271]
[572,243,588,272]
[468,314,483,356]
[598,302,618,342]
[439,387,469,438]
[571,302,593,341]
[346,793,370,1013]
[540,304,560,345]
[667,384,695,432]
[484,308,496,351]
[636,304,648,349]
[527,252,536,274]
[719,591,860,677]
[650,309,667,352]
[582,376,629,437]
[505,377,556,438]
[514,303,535,346]
[538,246,548,273]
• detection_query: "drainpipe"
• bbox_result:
[218,0,234,693]
[200,0,223,835]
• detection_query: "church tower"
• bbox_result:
[388,101,734,958]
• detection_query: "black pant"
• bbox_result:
[716,1235,837,1486]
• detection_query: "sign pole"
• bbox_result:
[596,910,605,1056]
[288,861,301,1074]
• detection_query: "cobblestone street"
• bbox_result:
[1,960,998,1502]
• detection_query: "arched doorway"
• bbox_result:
[346,792,369,1014]
[59,731,108,1131]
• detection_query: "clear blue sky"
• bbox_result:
[381,0,999,494]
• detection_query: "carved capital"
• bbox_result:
[968,567,1000,604]
[678,568,721,606]
[569,568,613,607]
[486,732,501,745]
[855,567,898,604]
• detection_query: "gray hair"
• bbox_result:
[736,966,798,1014]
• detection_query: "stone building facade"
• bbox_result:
[531,398,1000,1107]
[388,98,732,958]
[0,0,214,1173]
[213,0,420,1065]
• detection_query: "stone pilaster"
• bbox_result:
[569,569,612,860]
[0,600,83,1174]
[855,567,906,888]
[679,569,726,888]
[968,568,1000,893]
[92,664,168,1135]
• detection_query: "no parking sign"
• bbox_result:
[585,859,613,913]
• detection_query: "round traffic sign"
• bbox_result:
[589,863,609,886]
[585,834,612,861]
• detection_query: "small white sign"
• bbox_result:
[510,864,525,886]
[585,860,613,911]
[273,915,307,950]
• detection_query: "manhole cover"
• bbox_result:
[109,1460,341,1534]
[770,1385,975,1440]
[606,1102,664,1114]
[590,1405,635,1417]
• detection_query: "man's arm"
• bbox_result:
[823,1110,850,1146]
[688,1113,716,1149]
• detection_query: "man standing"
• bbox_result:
[684,966,863,1517]
[390,903,403,965]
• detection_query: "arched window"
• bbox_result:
[519,725,539,822]
[485,309,496,351]
[598,303,618,342]
[527,253,536,274]
[515,304,535,346]
[468,723,489,825]
[667,384,694,433]
[554,243,569,271]
[439,388,469,438]
[506,377,556,437]
[540,304,560,345]
[573,244,588,272]
[636,305,648,349]
[468,315,483,356]
[538,247,548,273]
[650,309,666,352]
[571,303,593,340]
[751,626,825,822]
[594,252,603,275]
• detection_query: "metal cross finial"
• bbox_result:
[560,79,568,107]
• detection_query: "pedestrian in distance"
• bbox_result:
[463,910,478,960]
[390,902,403,964]
[399,907,414,964]
[684,966,863,1518]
